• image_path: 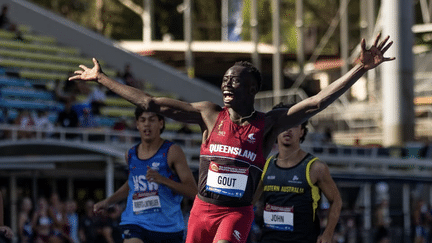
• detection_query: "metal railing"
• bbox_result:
[0,123,202,167]
[2,123,432,178]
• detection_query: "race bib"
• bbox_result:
[263,204,294,231]
[132,191,161,214]
[206,162,249,198]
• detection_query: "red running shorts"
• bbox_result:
[185,196,254,243]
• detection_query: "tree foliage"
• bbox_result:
[30,0,398,58]
[27,0,222,41]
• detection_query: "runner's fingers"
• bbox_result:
[373,32,381,47]
[377,35,390,50]
[384,57,396,62]
[68,75,80,81]
[79,65,89,71]
[381,41,393,54]
[361,38,366,51]
[92,58,99,67]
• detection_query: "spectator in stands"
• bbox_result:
[374,199,391,243]
[85,83,107,115]
[18,197,33,243]
[66,199,80,243]
[323,127,334,145]
[32,110,55,138]
[15,110,35,139]
[0,4,23,41]
[32,197,52,243]
[57,99,79,128]
[122,63,135,87]
[54,76,79,109]
[0,191,13,239]
[112,117,130,143]
[48,192,71,243]
[412,199,431,243]
[121,63,145,90]
[79,200,98,243]
[79,106,98,128]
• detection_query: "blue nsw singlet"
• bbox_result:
[120,140,185,233]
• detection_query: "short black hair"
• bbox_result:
[134,106,165,134]
[233,61,262,91]
[272,102,309,143]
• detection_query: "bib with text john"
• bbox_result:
[263,204,294,231]
[206,161,249,198]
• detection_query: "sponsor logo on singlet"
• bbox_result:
[233,230,242,241]
[247,133,256,144]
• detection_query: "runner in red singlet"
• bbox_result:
[69,34,394,243]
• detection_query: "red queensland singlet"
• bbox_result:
[198,107,266,207]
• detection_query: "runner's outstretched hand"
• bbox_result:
[69,58,102,82]
[358,33,395,70]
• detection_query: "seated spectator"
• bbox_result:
[122,63,135,87]
[56,99,79,139]
[111,117,132,143]
[15,110,34,139]
[79,107,98,128]
[32,110,55,138]
[85,83,106,115]
[54,78,78,106]
[0,4,23,41]
[122,63,145,90]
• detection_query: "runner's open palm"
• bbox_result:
[359,33,395,70]
[69,58,102,82]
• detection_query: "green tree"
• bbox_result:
[242,0,362,56]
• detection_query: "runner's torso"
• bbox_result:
[261,153,321,242]
[198,107,266,207]
[121,140,185,233]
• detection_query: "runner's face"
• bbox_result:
[277,125,304,146]
[136,112,163,141]
[221,66,257,107]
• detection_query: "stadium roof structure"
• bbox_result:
[0,140,126,178]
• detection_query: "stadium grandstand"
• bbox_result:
[0,0,432,243]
